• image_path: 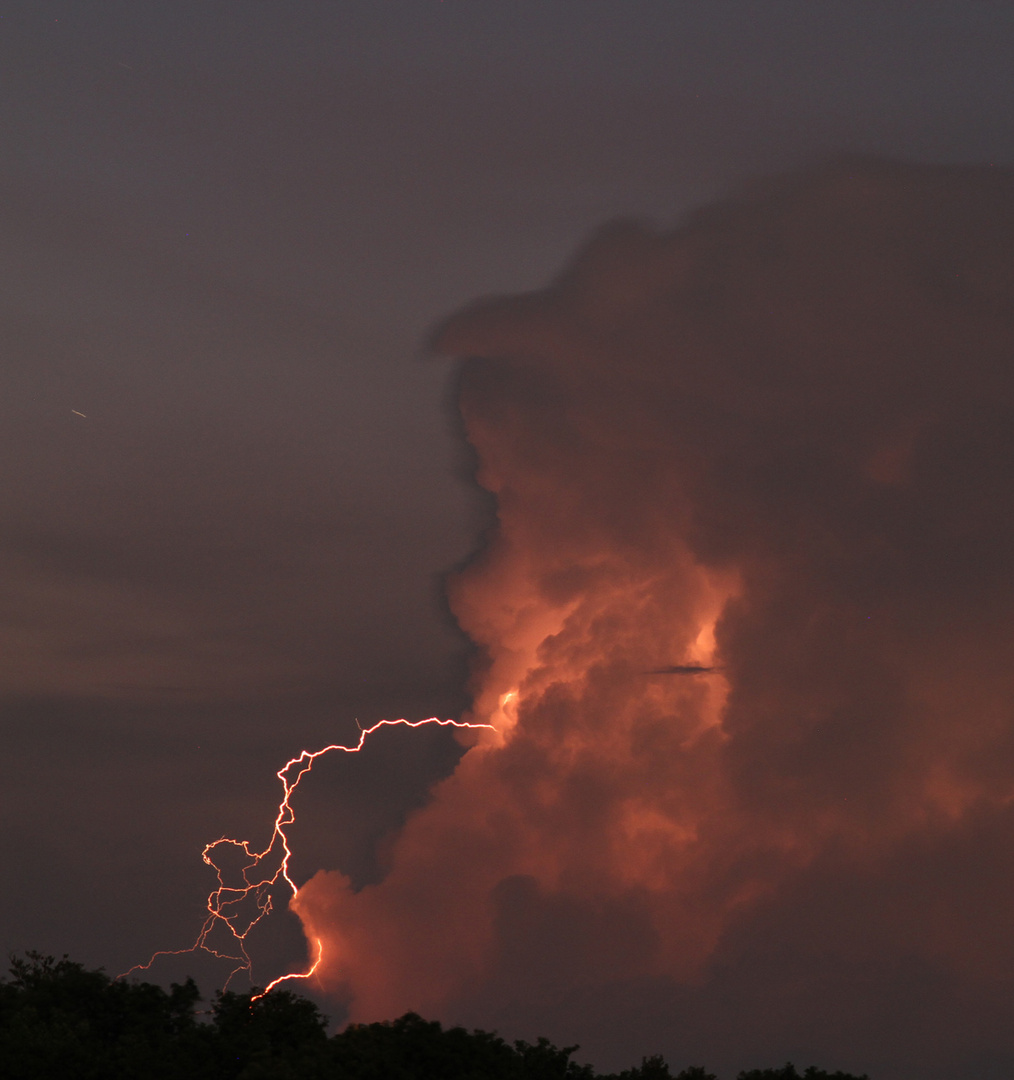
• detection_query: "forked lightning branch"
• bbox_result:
[120,717,494,997]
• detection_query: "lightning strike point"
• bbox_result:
[251,937,324,1002]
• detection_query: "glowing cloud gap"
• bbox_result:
[120,717,494,992]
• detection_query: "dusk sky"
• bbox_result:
[3,5,1014,1079]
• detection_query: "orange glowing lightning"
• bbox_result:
[120,716,494,995]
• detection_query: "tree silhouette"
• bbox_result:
[0,952,869,1080]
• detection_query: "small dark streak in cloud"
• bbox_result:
[647,664,721,675]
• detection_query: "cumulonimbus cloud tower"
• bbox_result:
[295,159,1014,1079]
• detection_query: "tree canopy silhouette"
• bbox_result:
[0,952,868,1079]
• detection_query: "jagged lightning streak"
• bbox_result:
[120,717,494,994]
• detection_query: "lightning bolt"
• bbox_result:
[120,716,494,994]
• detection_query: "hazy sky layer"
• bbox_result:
[2,4,1014,1078]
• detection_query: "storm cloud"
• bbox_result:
[291,157,1014,1079]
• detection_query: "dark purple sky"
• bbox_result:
[3,4,1014,1078]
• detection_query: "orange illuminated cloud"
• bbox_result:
[293,159,1014,1075]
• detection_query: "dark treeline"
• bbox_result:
[0,953,868,1080]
